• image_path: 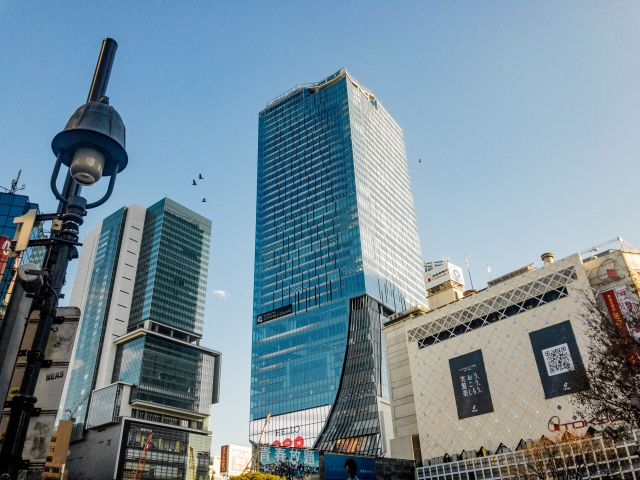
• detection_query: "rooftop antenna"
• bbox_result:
[465,253,475,290]
[0,170,26,194]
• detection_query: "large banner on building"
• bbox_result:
[220,444,252,476]
[249,405,330,449]
[602,285,639,337]
[449,349,494,420]
[324,453,376,480]
[258,445,318,478]
[529,321,589,399]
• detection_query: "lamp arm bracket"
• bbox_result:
[86,161,119,209]
[50,151,68,205]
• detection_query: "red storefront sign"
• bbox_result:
[602,287,639,363]
[602,289,628,333]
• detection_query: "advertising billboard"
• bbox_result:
[324,453,376,480]
[529,321,589,399]
[220,444,251,476]
[258,445,318,478]
[449,349,494,420]
[249,405,331,449]
[426,262,465,290]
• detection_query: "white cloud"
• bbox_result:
[212,289,230,299]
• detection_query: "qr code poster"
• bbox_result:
[529,321,589,399]
[542,343,575,376]
[449,349,494,420]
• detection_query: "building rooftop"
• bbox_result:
[262,68,376,113]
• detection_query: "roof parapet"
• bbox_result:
[262,68,376,112]
[384,304,430,327]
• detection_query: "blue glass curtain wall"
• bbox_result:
[251,70,425,425]
[129,198,211,335]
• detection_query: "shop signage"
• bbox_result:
[548,414,614,432]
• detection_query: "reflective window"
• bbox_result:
[113,335,216,414]
[251,70,425,434]
[129,198,211,335]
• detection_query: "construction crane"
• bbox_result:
[189,446,196,480]
[134,433,154,480]
[243,412,271,474]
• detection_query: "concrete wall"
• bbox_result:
[383,318,419,460]
[66,422,123,480]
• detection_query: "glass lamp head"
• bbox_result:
[70,147,106,186]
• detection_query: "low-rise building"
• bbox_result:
[383,240,640,477]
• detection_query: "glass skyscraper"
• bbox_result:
[59,198,220,480]
[250,69,425,456]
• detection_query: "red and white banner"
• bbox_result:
[602,288,628,333]
[602,286,640,363]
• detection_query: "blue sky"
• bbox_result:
[2,2,639,455]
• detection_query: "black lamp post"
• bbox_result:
[0,38,127,479]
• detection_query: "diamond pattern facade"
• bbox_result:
[385,253,606,461]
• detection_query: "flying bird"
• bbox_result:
[192,180,197,186]
[418,159,422,163]
[202,198,207,202]
[199,174,204,179]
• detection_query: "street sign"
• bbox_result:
[10,209,37,256]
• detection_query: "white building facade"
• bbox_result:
[384,242,640,478]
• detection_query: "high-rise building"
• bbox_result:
[250,69,425,456]
[59,198,220,480]
[0,190,45,321]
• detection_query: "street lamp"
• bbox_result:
[0,38,127,479]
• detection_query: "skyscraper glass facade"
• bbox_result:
[60,197,218,458]
[129,198,211,335]
[250,69,424,454]
[112,334,217,414]
[62,207,127,439]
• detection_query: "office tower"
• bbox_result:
[60,198,220,480]
[250,69,425,456]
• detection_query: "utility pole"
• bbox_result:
[0,38,128,479]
